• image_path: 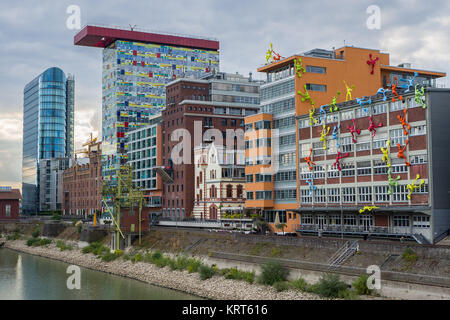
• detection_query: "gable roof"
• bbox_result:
[0,189,22,200]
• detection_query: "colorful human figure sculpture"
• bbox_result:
[298,85,314,104]
[332,124,341,149]
[359,206,379,214]
[368,116,383,137]
[388,168,401,195]
[329,91,341,112]
[366,54,379,75]
[320,125,331,150]
[397,140,410,167]
[381,140,391,168]
[306,178,317,196]
[399,72,418,93]
[319,105,327,124]
[397,108,411,136]
[309,105,318,126]
[415,84,427,109]
[334,151,350,171]
[265,43,274,64]
[294,57,306,78]
[407,174,425,200]
[391,77,403,102]
[304,147,316,171]
[356,96,372,113]
[377,88,390,102]
[347,119,361,143]
[343,81,355,101]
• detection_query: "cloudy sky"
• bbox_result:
[1,0,449,191]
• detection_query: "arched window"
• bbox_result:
[237,185,243,198]
[199,171,203,183]
[199,189,203,200]
[226,184,233,198]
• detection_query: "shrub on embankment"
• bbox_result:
[26,237,52,247]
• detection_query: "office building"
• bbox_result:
[22,67,74,214]
[74,25,220,183]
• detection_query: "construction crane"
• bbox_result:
[102,165,144,250]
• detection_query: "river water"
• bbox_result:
[0,248,200,300]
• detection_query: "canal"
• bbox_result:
[0,248,201,300]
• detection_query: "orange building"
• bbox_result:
[245,46,445,235]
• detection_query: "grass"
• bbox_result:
[273,281,291,292]
[312,273,350,299]
[257,260,289,286]
[220,267,255,284]
[81,242,109,256]
[56,240,73,251]
[402,248,418,263]
[26,237,52,247]
[6,233,21,241]
[199,264,215,280]
[352,274,373,295]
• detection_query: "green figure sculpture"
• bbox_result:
[415,84,427,109]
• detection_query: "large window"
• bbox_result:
[342,187,356,203]
[375,185,390,202]
[306,83,327,92]
[261,79,295,101]
[394,215,410,227]
[301,214,313,225]
[392,185,407,202]
[328,188,340,203]
[314,188,327,203]
[390,128,407,146]
[306,65,326,74]
[341,136,354,153]
[275,189,297,200]
[5,205,11,217]
[341,163,355,177]
[357,161,372,176]
[358,186,372,203]
[301,189,312,203]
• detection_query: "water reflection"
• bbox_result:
[0,249,200,300]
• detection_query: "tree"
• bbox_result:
[275,223,287,234]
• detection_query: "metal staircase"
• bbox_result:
[412,233,430,245]
[327,240,359,270]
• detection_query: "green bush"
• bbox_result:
[6,233,20,241]
[26,237,39,246]
[151,250,162,261]
[314,274,349,298]
[352,274,373,295]
[222,267,255,284]
[135,253,143,262]
[257,260,289,286]
[26,237,52,247]
[101,252,117,262]
[82,242,109,256]
[291,277,312,292]
[114,249,123,257]
[273,281,291,292]
[56,240,73,251]
[51,213,62,221]
[402,247,418,263]
[154,256,169,268]
[186,259,202,273]
[77,224,82,233]
[199,265,215,280]
[32,228,40,238]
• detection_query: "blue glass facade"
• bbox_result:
[22,67,74,214]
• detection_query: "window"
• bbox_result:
[5,205,11,217]
[341,136,354,153]
[327,188,340,203]
[255,174,272,182]
[237,185,243,198]
[255,191,272,200]
[275,189,297,200]
[329,215,341,225]
[373,138,388,150]
[306,65,326,74]
[274,171,296,182]
[312,141,325,156]
[373,103,387,115]
[390,100,406,112]
[299,118,309,128]
[246,192,254,200]
[357,161,371,176]
[279,134,296,146]
[341,110,353,121]
[373,160,388,175]
[341,162,355,177]
[356,140,371,152]
[413,216,430,228]
[390,128,406,146]
[279,152,295,166]
[314,188,326,203]
[301,189,312,203]
[391,158,407,174]
[344,214,357,226]
[313,165,325,179]
[326,113,338,124]
[342,187,356,203]
[327,164,340,178]
[306,83,326,92]
[300,166,313,180]
[393,215,410,227]
[410,125,426,136]
[301,214,313,225]
[358,186,372,203]
[375,185,390,202]
[300,143,311,157]
[355,108,370,118]
[246,174,253,183]
[410,154,427,165]
[273,116,295,129]
[392,185,408,202]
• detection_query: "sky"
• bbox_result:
[1,0,450,191]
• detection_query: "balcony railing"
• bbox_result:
[297,224,412,236]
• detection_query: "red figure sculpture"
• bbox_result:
[367,54,379,75]
[368,116,383,137]
[397,108,411,136]
[334,152,350,171]
[347,119,361,143]
[397,140,410,167]
[392,77,403,102]
[304,147,316,171]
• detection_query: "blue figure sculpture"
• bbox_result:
[306,178,317,196]
[399,72,418,93]
[377,88,390,101]
[356,96,372,113]
[319,105,328,124]
[332,124,341,149]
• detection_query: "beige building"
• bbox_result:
[193,142,246,221]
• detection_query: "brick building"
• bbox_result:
[0,187,21,221]
[160,72,261,220]
[62,141,102,217]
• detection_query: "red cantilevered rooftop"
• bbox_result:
[74,24,219,51]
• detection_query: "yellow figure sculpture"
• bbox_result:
[343,80,355,101]
[381,140,391,168]
[265,43,274,64]
[407,174,425,200]
[309,104,318,126]
[359,206,379,214]
[320,124,330,150]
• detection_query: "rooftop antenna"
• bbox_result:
[129,24,137,31]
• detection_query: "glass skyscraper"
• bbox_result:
[22,67,74,214]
